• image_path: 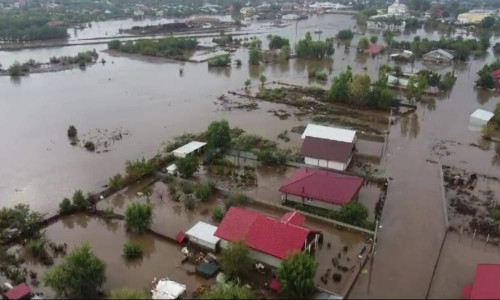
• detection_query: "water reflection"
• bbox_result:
[207,66,231,77]
[475,88,493,105]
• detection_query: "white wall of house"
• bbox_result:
[284,194,342,211]
[187,236,218,251]
[220,240,283,268]
[304,157,348,171]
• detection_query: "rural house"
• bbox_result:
[214,207,321,267]
[422,49,455,64]
[279,167,365,210]
[301,124,357,171]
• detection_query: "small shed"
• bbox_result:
[151,279,186,299]
[364,44,384,56]
[172,141,207,158]
[469,109,494,131]
[3,283,32,300]
[166,163,178,175]
[185,221,220,251]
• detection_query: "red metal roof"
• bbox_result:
[364,44,384,55]
[214,207,312,260]
[492,70,500,78]
[279,167,364,206]
[301,136,354,163]
[4,283,31,300]
[281,211,305,226]
[176,231,186,244]
[464,264,500,299]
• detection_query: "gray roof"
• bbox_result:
[423,48,455,60]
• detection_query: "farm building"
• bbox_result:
[214,207,321,267]
[172,141,206,158]
[364,44,384,56]
[469,109,494,132]
[390,50,414,62]
[422,49,454,64]
[301,124,357,171]
[279,167,365,210]
[463,264,500,299]
[185,221,220,251]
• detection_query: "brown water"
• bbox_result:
[3,13,500,298]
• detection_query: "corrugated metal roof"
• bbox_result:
[301,136,354,163]
[186,221,220,245]
[279,167,364,206]
[214,207,311,259]
[172,141,206,156]
[301,124,356,143]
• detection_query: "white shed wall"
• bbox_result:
[304,157,347,171]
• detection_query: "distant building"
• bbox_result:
[364,44,384,56]
[215,207,321,267]
[457,10,495,24]
[279,167,365,210]
[301,124,357,171]
[133,8,144,17]
[422,49,455,64]
[387,0,408,15]
[240,7,256,16]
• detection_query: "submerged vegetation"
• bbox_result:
[296,32,334,59]
[108,37,198,59]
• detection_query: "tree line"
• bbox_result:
[0,13,68,41]
[108,37,198,59]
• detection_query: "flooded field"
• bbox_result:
[2,12,500,299]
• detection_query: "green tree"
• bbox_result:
[382,30,394,47]
[59,198,74,214]
[480,16,496,29]
[268,35,290,49]
[107,39,121,50]
[198,282,255,299]
[280,45,291,61]
[244,79,251,89]
[350,74,371,106]
[206,120,231,151]
[249,47,260,65]
[259,74,267,86]
[125,203,153,234]
[44,243,106,298]
[177,155,199,178]
[357,37,370,51]
[220,241,252,281]
[67,125,77,138]
[277,252,318,298]
[109,174,124,191]
[407,75,428,102]
[72,190,91,211]
[8,62,24,76]
[122,242,143,260]
[336,29,354,41]
[338,202,369,227]
[370,35,378,44]
[109,288,148,299]
[329,66,353,103]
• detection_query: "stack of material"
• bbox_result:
[151,279,186,299]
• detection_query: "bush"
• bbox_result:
[29,238,46,258]
[109,174,124,191]
[180,181,194,194]
[177,155,199,178]
[220,241,252,281]
[195,183,213,202]
[109,288,148,299]
[125,158,155,183]
[183,194,196,210]
[108,39,121,50]
[84,141,96,151]
[338,202,369,227]
[212,206,226,222]
[72,190,90,211]
[122,242,143,260]
[67,125,77,138]
[8,62,25,76]
[256,149,287,165]
[224,191,249,210]
[59,198,74,214]
[278,252,318,298]
[125,203,153,234]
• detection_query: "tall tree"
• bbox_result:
[329,66,353,103]
[277,252,318,298]
[220,241,252,281]
[206,120,231,150]
[248,47,260,65]
[44,243,106,298]
[125,203,153,234]
[350,74,371,106]
[357,37,370,51]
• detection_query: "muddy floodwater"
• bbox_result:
[2,13,500,298]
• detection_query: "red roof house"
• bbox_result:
[364,44,384,55]
[491,70,500,82]
[279,167,364,208]
[463,264,500,299]
[214,207,321,267]
[4,283,32,300]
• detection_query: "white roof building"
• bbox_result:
[172,141,207,158]
[388,0,408,15]
[469,109,495,132]
[186,221,220,251]
[301,124,356,143]
[151,279,186,299]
